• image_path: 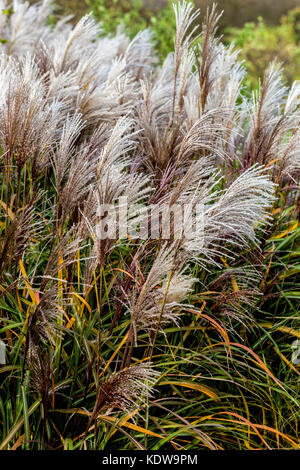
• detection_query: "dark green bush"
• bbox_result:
[226,8,300,87]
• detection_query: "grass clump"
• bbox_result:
[0,0,299,450]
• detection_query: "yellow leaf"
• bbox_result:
[99,332,129,377]
[159,380,218,400]
[272,220,298,240]
[260,323,300,339]
[220,257,238,292]
[0,200,14,220]
[73,292,92,317]
[98,415,164,439]
[19,260,36,305]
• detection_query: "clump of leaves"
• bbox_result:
[225,8,300,87]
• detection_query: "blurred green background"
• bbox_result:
[51,0,300,27]
[41,1,300,86]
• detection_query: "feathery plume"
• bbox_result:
[94,363,158,416]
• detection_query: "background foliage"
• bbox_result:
[225,7,300,87]
[50,0,300,84]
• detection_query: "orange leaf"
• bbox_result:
[230,342,285,390]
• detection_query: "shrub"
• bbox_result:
[87,0,176,60]
[226,8,300,87]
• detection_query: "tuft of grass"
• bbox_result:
[0,0,299,451]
